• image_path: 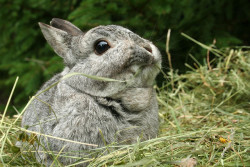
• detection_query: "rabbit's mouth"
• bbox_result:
[129,59,160,74]
[123,63,160,88]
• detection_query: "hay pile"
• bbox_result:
[1,45,249,166]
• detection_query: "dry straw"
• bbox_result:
[0,34,249,166]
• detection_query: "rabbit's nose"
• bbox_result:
[143,46,152,53]
[142,44,152,53]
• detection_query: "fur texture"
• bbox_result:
[21,18,162,166]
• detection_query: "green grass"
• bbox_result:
[0,40,249,166]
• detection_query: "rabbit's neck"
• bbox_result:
[94,97,128,119]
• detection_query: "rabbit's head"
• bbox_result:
[39,18,161,97]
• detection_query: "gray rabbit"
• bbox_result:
[21,18,162,166]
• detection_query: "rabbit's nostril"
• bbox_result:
[144,46,152,53]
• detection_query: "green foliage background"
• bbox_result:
[0,0,249,115]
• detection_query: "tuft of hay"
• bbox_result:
[0,43,249,166]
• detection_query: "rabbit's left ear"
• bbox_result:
[49,18,83,36]
[38,18,83,66]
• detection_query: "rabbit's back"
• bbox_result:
[22,71,63,131]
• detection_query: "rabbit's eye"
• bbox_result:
[94,40,110,55]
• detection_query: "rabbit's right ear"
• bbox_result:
[38,18,83,66]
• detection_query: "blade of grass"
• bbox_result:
[157,96,182,133]
[0,76,18,165]
[50,145,66,167]
[181,33,223,57]
[0,77,19,126]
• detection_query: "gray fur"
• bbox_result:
[21,18,162,166]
